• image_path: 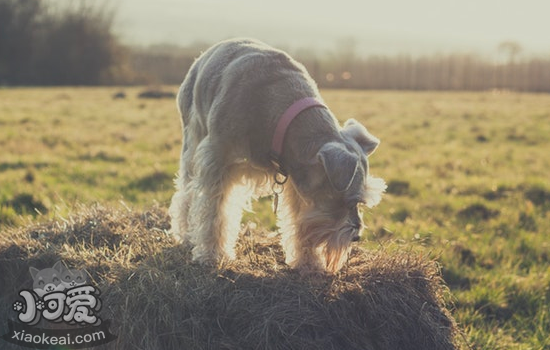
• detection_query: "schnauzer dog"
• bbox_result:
[169,38,386,273]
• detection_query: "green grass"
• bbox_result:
[1,87,549,348]
[0,87,181,222]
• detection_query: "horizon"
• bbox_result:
[112,0,550,58]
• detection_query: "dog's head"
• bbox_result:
[29,261,66,297]
[290,119,386,272]
[60,265,87,289]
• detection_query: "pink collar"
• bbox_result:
[270,97,327,175]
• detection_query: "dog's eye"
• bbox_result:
[38,280,44,286]
[53,277,59,283]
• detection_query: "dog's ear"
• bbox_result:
[29,267,39,280]
[317,142,359,192]
[53,261,67,273]
[342,119,380,156]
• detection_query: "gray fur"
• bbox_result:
[169,38,386,273]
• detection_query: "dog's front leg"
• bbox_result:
[278,185,325,273]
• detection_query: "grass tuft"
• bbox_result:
[524,185,550,209]
[386,180,412,196]
[0,205,466,350]
[6,193,48,215]
[457,203,499,222]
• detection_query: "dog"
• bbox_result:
[169,38,386,273]
[29,262,66,297]
[59,265,87,289]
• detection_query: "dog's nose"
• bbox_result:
[351,234,360,242]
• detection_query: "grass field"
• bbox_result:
[1,87,550,349]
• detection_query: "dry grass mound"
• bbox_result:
[0,205,465,350]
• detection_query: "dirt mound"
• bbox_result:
[0,205,465,349]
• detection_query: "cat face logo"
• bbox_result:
[61,267,87,288]
[29,261,87,297]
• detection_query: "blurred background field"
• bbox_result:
[1,87,550,348]
[2,0,550,91]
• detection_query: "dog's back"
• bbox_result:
[178,38,311,120]
[176,38,320,166]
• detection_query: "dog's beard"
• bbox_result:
[365,175,387,208]
[323,222,358,273]
[295,175,385,273]
[299,210,359,273]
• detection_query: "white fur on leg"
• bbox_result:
[218,166,270,259]
[168,173,190,243]
[186,161,266,263]
[186,186,228,263]
[278,185,327,273]
[277,184,300,268]
[218,181,255,260]
[169,105,203,243]
[181,137,230,263]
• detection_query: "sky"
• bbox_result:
[113,0,550,57]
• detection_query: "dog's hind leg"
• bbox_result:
[185,139,249,263]
[168,172,193,242]
[218,173,255,261]
[169,116,201,242]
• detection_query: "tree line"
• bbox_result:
[126,42,550,93]
[305,53,550,92]
[1,0,549,92]
[0,0,119,85]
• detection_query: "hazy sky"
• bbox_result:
[113,0,550,57]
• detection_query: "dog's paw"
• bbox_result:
[36,300,45,311]
[169,229,185,243]
[294,261,327,277]
[192,246,236,267]
[299,269,329,279]
[191,252,220,268]
[13,301,23,312]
